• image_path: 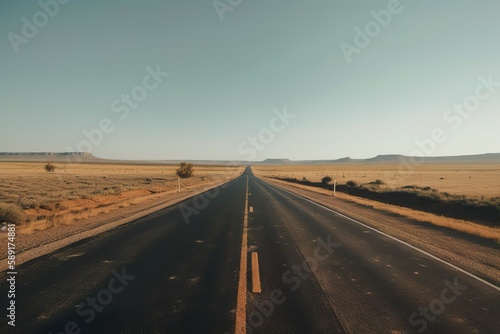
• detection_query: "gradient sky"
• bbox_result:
[1,0,499,161]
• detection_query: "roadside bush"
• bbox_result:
[176,162,194,179]
[321,176,333,184]
[368,179,385,186]
[44,163,56,172]
[0,204,25,225]
[346,180,358,187]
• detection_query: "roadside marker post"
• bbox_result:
[333,179,336,197]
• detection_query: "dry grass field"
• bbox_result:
[253,164,500,241]
[252,164,500,198]
[0,162,243,231]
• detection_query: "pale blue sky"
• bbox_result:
[1,0,499,161]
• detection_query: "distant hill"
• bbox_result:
[252,153,500,165]
[0,152,102,163]
[260,158,292,164]
[360,153,500,164]
[1,152,499,165]
[0,152,246,166]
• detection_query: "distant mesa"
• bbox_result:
[0,152,92,156]
[0,152,499,165]
[255,153,500,165]
[0,152,99,162]
[261,158,292,164]
[335,157,356,163]
[361,153,500,164]
[364,154,405,163]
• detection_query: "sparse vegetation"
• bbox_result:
[44,163,56,172]
[346,180,358,187]
[260,174,500,242]
[176,162,194,179]
[254,161,500,228]
[251,164,500,199]
[0,203,25,225]
[321,176,333,184]
[0,162,243,232]
[268,175,500,227]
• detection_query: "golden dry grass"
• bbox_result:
[0,162,243,228]
[335,192,500,242]
[256,165,500,242]
[252,164,500,199]
[266,177,500,242]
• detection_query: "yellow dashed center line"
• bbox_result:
[235,176,249,334]
[251,252,262,294]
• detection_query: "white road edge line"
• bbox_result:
[235,176,249,334]
[256,177,500,293]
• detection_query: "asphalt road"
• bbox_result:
[1,167,499,333]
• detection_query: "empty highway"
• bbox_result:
[1,167,499,333]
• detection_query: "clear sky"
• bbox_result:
[1,0,499,161]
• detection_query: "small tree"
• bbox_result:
[176,162,194,179]
[321,176,333,184]
[45,163,56,172]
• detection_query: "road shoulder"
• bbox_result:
[256,176,500,286]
